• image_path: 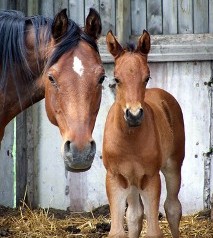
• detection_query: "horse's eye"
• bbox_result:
[98,75,106,84]
[48,74,57,86]
[145,76,151,83]
[114,78,120,84]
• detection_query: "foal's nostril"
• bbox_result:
[137,108,143,120]
[125,108,143,120]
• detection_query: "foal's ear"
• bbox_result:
[84,8,102,40]
[52,9,69,41]
[106,30,124,59]
[137,30,150,55]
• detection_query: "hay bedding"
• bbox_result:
[0,204,212,238]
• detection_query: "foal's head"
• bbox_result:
[45,9,104,172]
[106,30,151,127]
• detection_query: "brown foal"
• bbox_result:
[102,30,185,238]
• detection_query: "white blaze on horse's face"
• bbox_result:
[73,56,84,76]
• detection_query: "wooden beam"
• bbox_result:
[116,0,131,45]
[99,33,213,63]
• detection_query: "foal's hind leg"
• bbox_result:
[162,159,182,238]
[126,186,143,238]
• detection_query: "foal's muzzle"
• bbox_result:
[124,108,144,127]
[63,140,96,172]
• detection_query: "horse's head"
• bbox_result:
[106,30,150,127]
[44,9,104,172]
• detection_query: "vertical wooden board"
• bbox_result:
[194,0,209,33]
[178,0,193,33]
[99,0,115,35]
[162,0,178,34]
[0,0,8,9]
[40,0,54,17]
[0,121,14,207]
[27,0,39,15]
[147,0,162,34]
[131,0,146,35]
[148,61,211,213]
[16,112,27,206]
[209,0,213,33]
[34,101,69,210]
[116,0,131,44]
[68,0,84,26]
[54,0,69,14]
[15,0,28,13]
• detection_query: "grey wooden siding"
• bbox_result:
[0,0,212,35]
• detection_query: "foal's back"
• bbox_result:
[145,88,185,167]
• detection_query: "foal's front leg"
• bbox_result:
[106,171,129,238]
[140,173,163,238]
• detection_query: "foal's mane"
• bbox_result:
[0,10,99,93]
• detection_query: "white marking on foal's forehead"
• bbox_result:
[73,56,84,76]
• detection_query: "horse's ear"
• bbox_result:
[137,30,150,55]
[52,9,68,41]
[84,8,102,40]
[106,30,124,59]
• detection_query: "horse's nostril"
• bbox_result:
[64,141,71,153]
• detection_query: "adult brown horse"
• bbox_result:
[0,9,105,172]
[103,30,185,238]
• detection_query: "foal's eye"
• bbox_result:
[48,74,57,86]
[98,75,106,84]
[145,76,151,83]
[114,78,120,84]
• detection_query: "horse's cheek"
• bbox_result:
[45,92,58,126]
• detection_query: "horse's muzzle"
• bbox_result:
[124,108,144,127]
[63,140,96,172]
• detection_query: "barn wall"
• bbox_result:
[0,0,212,214]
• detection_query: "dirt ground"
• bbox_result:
[0,204,212,237]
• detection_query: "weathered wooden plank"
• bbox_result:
[116,0,131,44]
[178,0,193,33]
[209,0,213,33]
[27,0,39,16]
[100,34,213,63]
[147,0,162,34]
[99,0,115,35]
[131,0,146,35]
[68,0,84,26]
[54,0,69,14]
[194,0,209,33]
[0,121,15,207]
[16,112,27,206]
[40,0,54,17]
[162,0,178,34]
[0,0,8,9]
[15,0,28,13]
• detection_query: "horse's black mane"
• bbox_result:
[0,10,99,92]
